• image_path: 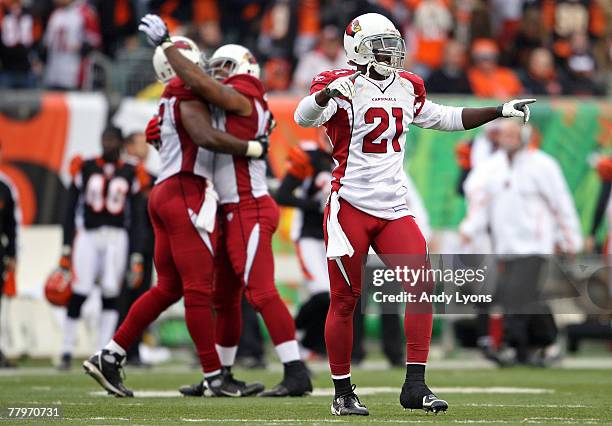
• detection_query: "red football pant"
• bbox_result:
[323,199,432,377]
[213,195,296,351]
[114,174,221,374]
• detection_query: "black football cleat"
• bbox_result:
[258,360,312,397]
[179,380,207,397]
[400,382,448,413]
[331,385,369,416]
[207,368,265,397]
[180,368,264,397]
[57,353,72,371]
[83,350,134,397]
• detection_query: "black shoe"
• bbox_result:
[57,353,72,371]
[331,385,369,416]
[0,351,15,368]
[400,382,448,413]
[179,368,264,397]
[83,350,134,397]
[179,380,207,397]
[258,360,312,397]
[223,368,264,396]
[205,368,265,397]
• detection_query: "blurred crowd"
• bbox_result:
[0,0,611,96]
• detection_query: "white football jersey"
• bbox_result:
[305,69,463,220]
[209,74,271,205]
[156,78,214,184]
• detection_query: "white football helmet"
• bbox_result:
[343,13,405,77]
[153,36,203,83]
[208,44,260,81]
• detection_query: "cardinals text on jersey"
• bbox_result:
[304,69,463,220]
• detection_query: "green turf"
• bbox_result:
[1,365,611,424]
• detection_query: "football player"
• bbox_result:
[139,16,313,396]
[83,37,269,397]
[59,126,149,370]
[276,139,333,358]
[293,13,536,415]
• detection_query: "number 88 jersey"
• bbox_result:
[309,68,463,220]
[69,156,149,230]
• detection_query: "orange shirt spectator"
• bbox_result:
[468,38,522,98]
[412,0,453,70]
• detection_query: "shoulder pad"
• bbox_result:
[398,71,426,94]
[398,71,427,116]
[225,74,265,100]
[162,77,200,101]
[309,69,355,94]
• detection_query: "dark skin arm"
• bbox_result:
[461,107,503,130]
[180,100,251,155]
[164,45,252,116]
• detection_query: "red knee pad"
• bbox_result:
[183,286,213,308]
[329,292,359,318]
[244,288,280,312]
[153,284,183,305]
[213,289,242,312]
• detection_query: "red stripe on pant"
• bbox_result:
[213,195,296,349]
[323,198,432,376]
[114,173,221,374]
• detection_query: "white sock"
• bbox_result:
[98,310,119,352]
[104,339,126,357]
[275,340,300,364]
[62,317,79,355]
[215,344,238,367]
[203,369,222,378]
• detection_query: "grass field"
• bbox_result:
[1,362,612,425]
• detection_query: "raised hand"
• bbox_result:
[138,14,171,47]
[324,71,362,100]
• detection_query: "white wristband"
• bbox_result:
[246,141,263,158]
[161,40,173,50]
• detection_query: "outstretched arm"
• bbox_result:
[461,107,502,130]
[462,99,534,129]
[414,99,536,131]
[180,100,266,158]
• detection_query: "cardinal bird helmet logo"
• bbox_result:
[345,19,362,37]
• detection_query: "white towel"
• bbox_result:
[195,180,218,233]
[326,192,354,259]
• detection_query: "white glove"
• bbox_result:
[499,98,536,124]
[324,71,361,100]
[138,14,171,48]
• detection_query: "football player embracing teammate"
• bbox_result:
[59,126,149,370]
[83,37,269,397]
[139,15,312,396]
[294,13,536,416]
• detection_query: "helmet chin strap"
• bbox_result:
[368,61,394,77]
